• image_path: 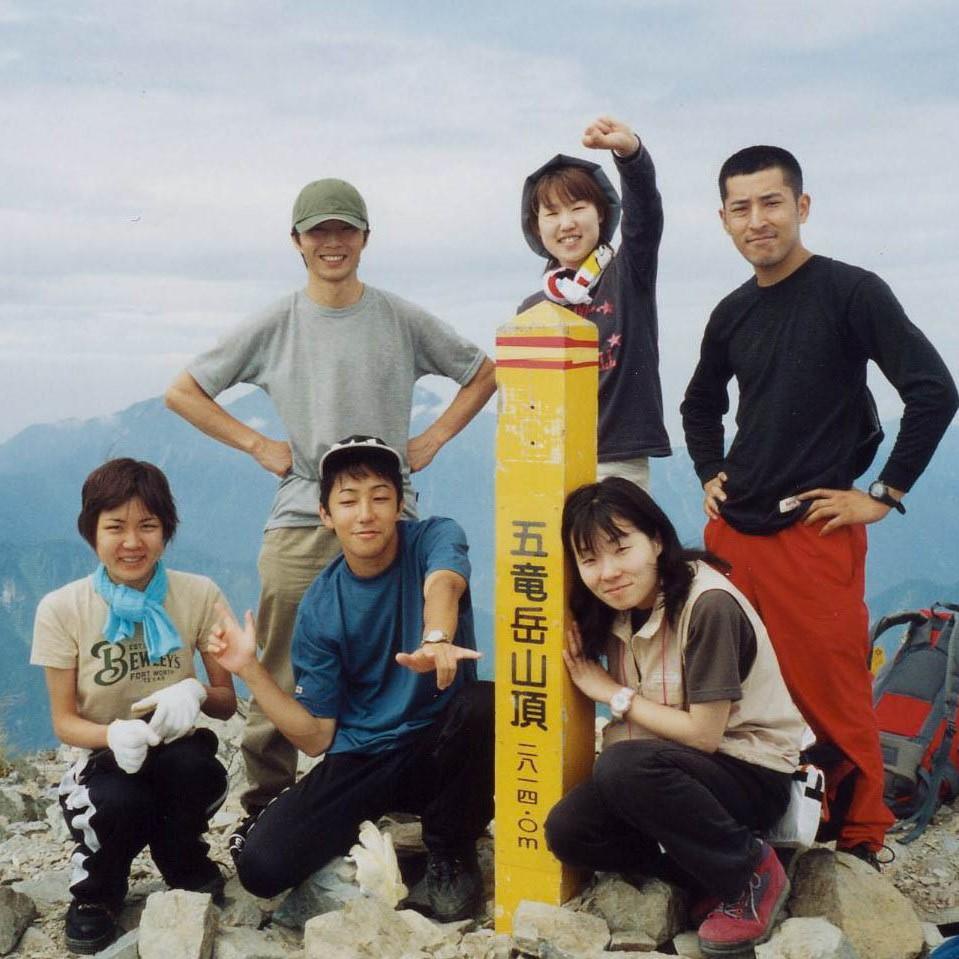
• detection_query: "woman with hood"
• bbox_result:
[519,116,671,489]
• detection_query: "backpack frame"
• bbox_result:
[871,601,959,843]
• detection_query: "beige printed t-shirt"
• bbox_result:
[31,570,229,726]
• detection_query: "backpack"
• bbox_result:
[870,602,959,843]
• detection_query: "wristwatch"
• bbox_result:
[868,481,905,515]
[609,686,637,720]
[421,628,450,646]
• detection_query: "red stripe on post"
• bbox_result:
[496,359,598,370]
[496,336,597,348]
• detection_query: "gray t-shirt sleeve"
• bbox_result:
[397,296,486,386]
[187,297,290,398]
[684,589,757,704]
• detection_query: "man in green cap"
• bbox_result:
[165,178,495,845]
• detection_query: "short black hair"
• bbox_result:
[319,446,403,512]
[719,146,804,202]
[77,458,179,549]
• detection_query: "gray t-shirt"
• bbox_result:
[188,285,485,529]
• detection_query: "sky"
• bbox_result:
[2,0,958,447]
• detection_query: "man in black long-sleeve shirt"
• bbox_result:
[681,145,957,862]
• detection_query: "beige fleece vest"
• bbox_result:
[603,562,804,774]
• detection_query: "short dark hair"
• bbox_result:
[529,166,612,266]
[719,146,804,202]
[319,447,403,512]
[77,458,179,549]
[561,477,728,660]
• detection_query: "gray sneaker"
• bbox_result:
[425,845,481,922]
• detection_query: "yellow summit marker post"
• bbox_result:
[493,300,598,932]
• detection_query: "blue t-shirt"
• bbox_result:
[292,517,476,755]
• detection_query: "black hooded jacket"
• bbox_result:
[518,146,671,462]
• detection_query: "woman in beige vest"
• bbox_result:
[545,478,804,957]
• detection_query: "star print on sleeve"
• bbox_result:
[593,300,614,316]
[607,333,622,348]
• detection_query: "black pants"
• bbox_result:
[238,681,495,899]
[59,729,227,905]
[544,738,791,900]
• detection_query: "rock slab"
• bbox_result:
[0,886,36,955]
[788,849,922,959]
[580,875,685,946]
[303,897,449,959]
[755,916,859,959]
[138,890,217,959]
[213,926,294,959]
[512,900,610,959]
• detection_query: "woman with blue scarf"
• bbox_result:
[31,459,237,954]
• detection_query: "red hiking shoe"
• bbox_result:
[698,842,790,956]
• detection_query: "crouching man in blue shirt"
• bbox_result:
[208,435,493,921]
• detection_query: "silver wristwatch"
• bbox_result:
[609,686,637,720]
[421,628,450,646]
[868,481,905,515]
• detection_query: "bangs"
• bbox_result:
[532,168,608,216]
[568,501,631,557]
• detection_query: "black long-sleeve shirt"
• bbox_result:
[681,255,958,534]
[519,147,671,462]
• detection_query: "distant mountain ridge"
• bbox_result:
[1,391,955,750]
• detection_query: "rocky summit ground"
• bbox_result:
[0,709,955,957]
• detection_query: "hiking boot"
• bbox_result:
[64,900,117,955]
[698,842,789,956]
[228,809,263,866]
[425,845,482,922]
[689,892,722,926]
[838,842,895,872]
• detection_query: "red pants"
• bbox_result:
[705,517,893,850]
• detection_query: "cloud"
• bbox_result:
[2,1,957,444]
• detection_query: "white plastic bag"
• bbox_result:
[348,820,408,907]
[767,764,825,849]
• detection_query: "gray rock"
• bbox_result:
[598,953,675,958]
[272,856,360,929]
[0,786,42,823]
[216,878,268,929]
[755,916,859,959]
[671,931,703,958]
[580,875,685,946]
[458,929,509,959]
[138,890,217,959]
[381,817,427,856]
[922,921,945,948]
[788,849,922,959]
[0,887,36,955]
[608,929,658,950]
[213,926,295,959]
[9,925,56,957]
[12,867,72,907]
[44,800,70,842]
[512,900,610,959]
[303,898,448,959]
[95,928,141,959]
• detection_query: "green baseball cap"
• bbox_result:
[292,178,369,234]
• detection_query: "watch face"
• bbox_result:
[869,482,885,498]
[610,689,632,714]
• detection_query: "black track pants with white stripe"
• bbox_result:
[59,728,227,906]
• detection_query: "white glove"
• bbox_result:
[131,678,208,743]
[107,719,161,774]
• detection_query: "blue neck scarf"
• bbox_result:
[93,559,182,664]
